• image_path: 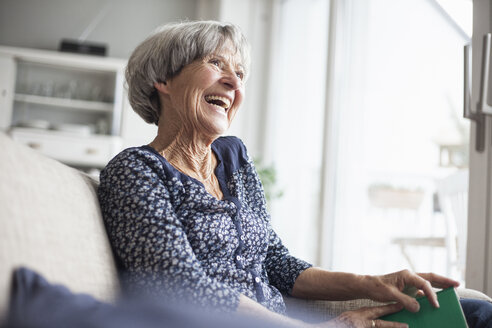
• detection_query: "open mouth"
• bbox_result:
[204,95,231,111]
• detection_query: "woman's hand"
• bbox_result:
[313,303,408,328]
[363,270,460,312]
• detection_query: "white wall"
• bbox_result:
[0,0,197,59]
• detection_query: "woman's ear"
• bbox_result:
[154,81,169,95]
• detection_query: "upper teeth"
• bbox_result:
[205,95,231,109]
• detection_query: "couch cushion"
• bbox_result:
[0,133,119,318]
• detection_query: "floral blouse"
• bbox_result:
[97,136,312,313]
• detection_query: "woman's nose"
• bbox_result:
[220,70,242,90]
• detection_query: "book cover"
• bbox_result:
[379,287,468,328]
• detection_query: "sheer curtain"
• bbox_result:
[264,0,329,263]
[319,0,471,277]
[318,0,371,270]
[227,0,470,278]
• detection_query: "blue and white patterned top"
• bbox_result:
[98,136,312,313]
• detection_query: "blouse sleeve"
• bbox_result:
[263,223,313,295]
[98,150,241,311]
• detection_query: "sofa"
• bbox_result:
[0,132,490,325]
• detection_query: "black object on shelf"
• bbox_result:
[59,39,107,56]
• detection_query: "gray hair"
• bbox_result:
[125,20,250,125]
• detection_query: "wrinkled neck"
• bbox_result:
[149,121,217,181]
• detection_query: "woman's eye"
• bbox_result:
[236,71,244,80]
[210,59,221,67]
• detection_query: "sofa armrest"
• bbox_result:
[456,287,492,302]
[284,288,492,323]
[284,297,384,322]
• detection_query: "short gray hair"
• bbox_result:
[125,20,250,125]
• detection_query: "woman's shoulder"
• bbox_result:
[106,146,161,170]
[213,136,249,164]
[99,146,166,184]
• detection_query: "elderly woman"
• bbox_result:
[98,21,490,328]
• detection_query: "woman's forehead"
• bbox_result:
[212,40,245,68]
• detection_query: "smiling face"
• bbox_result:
[155,40,245,141]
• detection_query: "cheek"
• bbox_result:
[228,88,245,122]
[188,89,205,122]
[188,88,203,106]
[186,72,216,108]
[235,87,245,107]
[170,87,203,125]
[194,66,218,86]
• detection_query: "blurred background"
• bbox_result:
[0,0,474,285]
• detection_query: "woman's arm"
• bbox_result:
[291,267,367,301]
[291,267,460,312]
[290,267,460,328]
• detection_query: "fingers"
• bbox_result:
[369,303,408,328]
[367,303,404,318]
[359,303,403,319]
[407,274,438,309]
[412,272,461,309]
[417,272,460,289]
[383,270,435,311]
[372,319,408,328]
[365,305,407,328]
[388,287,421,313]
[334,305,407,328]
[399,271,459,310]
[377,270,452,312]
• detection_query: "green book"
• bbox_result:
[379,287,468,328]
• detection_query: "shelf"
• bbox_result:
[10,126,118,140]
[14,93,113,113]
[0,45,127,72]
[1,46,126,167]
[9,127,122,168]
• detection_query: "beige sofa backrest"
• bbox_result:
[0,133,120,317]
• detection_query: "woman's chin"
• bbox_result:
[199,114,230,136]
[200,121,229,138]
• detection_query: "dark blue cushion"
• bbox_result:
[3,267,274,328]
[461,298,492,328]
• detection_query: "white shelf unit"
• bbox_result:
[14,93,113,113]
[0,45,127,168]
[10,127,122,168]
